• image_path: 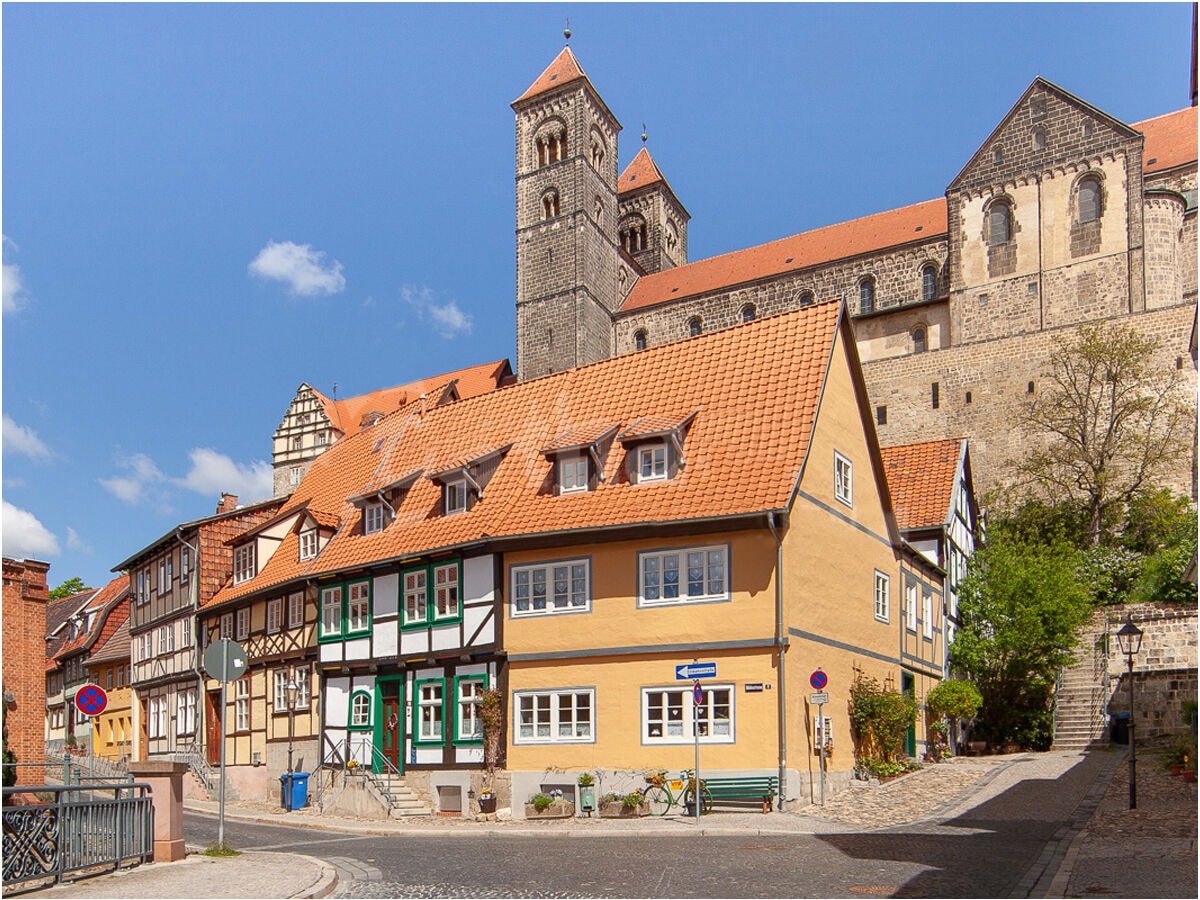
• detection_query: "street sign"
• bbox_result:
[75,684,108,717]
[676,662,717,680]
[692,681,704,705]
[810,670,828,690]
[744,683,764,692]
[809,691,830,705]
[203,639,248,683]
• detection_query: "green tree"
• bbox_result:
[849,674,917,763]
[1014,323,1193,547]
[951,530,1093,750]
[49,576,90,600]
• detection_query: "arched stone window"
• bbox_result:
[912,325,927,354]
[619,215,648,253]
[1077,177,1102,224]
[987,201,1012,246]
[992,146,1004,165]
[634,330,647,351]
[798,290,815,307]
[741,303,756,322]
[665,219,679,253]
[1032,128,1047,152]
[688,317,703,337]
[589,126,606,169]
[858,277,876,314]
[534,118,568,169]
[921,264,938,302]
[542,189,560,221]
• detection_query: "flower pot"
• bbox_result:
[598,800,644,818]
[1170,764,1184,776]
[478,795,497,814]
[1181,770,1197,783]
[525,800,574,819]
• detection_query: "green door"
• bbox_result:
[902,672,916,757]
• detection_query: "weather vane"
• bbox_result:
[642,123,648,144]
[564,19,571,42]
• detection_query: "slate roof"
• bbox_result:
[209,300,857,608]
[881,438,965,533]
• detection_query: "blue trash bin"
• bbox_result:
[280,772,310,809]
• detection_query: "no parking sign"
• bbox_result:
[75,683,108,717]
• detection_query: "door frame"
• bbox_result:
[901,671,916,757]
[373,674,405,775]
[205,689,222,766]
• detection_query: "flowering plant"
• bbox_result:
[549,788,563,800]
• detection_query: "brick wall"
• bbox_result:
[3,558,49,786]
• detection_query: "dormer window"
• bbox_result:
[541,424,617,496]
[299,529,318,561]
[233,544,256,585]
[618,412,696,486]
[559,453,589,494]
[444,479,468,515]
[638,443,668,482]
[363,502,388,535]
[428,446,510,517]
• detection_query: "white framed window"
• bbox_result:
[874,571,890,623]
[416,680,444,744]
[906,583,919,632]
[320,586,342,638]
[158,559,168,594]
[637,442,667,483]
[233,544,256,585]
[834,451,853,507]
[136,570,149,605]
[180,548,190,584]
[147,696,161,738]
[294,666,310,709]
[347,581,370,634]
[157,623,174,656]
[403,570,427,625]
[511,559,590,616]
[267,598,282,634]
[455,676,485,743]
[433,564,459,621]
[513,689,595,744]
[220,612,234,639]
[444,479,467,515]
[642,685,734,744]
[638,545,727,606]
[273,669,290,713]
[181,616,191,650]
[287,592,304,629]
[289,466,302,486]
[299,529,318,561]
[234,679,249,732]
[176,690,196,737]
[349,691,371,729]
[922,592,934,640]
[558,453,588,494]
[106,668,113,690]
[236,607,250,640]
[363,502,386,535]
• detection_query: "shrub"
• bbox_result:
[850,674,917,763]
[529,792,553,812]
[926,679,982,722]
[621,791,644,810]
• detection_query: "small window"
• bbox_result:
[444,479,468,515]
[931,382,940,409]
[293,436,303,451]
[287,592,304,629]
[874,572,890,622]
[233,544,256,585]
[416,679,445,744]
[455,676,487,743]
[432,564,459,621]
[988,202,1012,246]
[1078,178,1101,224]
[913,326,927,354]
[876,406,887,425]
[403,569,428,625]
[363,502,386,535]
[349,691,372,730]
[320,586,342,638]
[906,583,919,632]
[637,443,668,483]
[235,680,249,732]
[798,291,815,307]
[688,317,702,337]
[741,304,756,322]
[558,452,589,494]
[992,146,1003,165]
[921,265,938,302]
[347,581,371,634]
[180,549,190,584]
[289,466,302,485]
[858,277,875,314]
[299,529,318,561]
[922,593,934,640]
[267,598,282,634]
[220,612,233,640]
[634,330,647,351]
[541,189,561,220]
[1032,128,1046,151]
[834,451,853,507]
[236,607,250,640]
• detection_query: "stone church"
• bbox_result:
[513,44,1197,496]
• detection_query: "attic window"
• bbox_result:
[363,502,389,535]
[558,452,589,494]
[299,529,319,561]
[618,411,697,485]
[785,257,794,264]
[541,424,618,496]
[233,544,256,585]
[637,443,668,482]
[444,479,468,515]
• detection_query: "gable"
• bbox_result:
[949,78,1142,194]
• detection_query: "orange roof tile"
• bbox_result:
[513,46,588,105]
[619,147,667,194]
[51,575,128,661]
[620,198,947,313]
[211,301,851,605]
[881,438,964,532]
[314,360,511,440]
[1134,107,1198,174]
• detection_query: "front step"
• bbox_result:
[365,773,432,817]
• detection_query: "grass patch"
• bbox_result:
[202,841,240,857]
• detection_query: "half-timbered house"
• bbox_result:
[113,492,283,764]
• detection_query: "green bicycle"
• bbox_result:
[640,770,713,816]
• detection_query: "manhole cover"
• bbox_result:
[848,886,898,896]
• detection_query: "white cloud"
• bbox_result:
[2,415,52,461]
[66,528,92,553]
[176,448,273,504]
[400,285,473,339]
[249,240,346,297]
[3,236,27,315]
[2,501,60,559]
[99,453,171,508]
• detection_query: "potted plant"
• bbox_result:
[478,688,503,814]
[599,790,646,818]
[525,789,573,818]
[577,772,596,814]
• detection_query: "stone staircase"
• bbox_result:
[362,771,432,818]
[1053,616,1111,750]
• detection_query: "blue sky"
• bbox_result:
[2,3,1193,592]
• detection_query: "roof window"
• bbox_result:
[427,446,512,516]
[618,411,698,485]
[540,423,618,496]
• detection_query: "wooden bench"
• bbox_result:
[699,776,779,813]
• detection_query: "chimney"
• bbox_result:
[217,493,239,514]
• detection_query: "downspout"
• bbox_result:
[768,511,787,811]
[175,528,202,759]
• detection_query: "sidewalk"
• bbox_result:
[10,749,1190,899]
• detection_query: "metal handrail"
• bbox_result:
[176,741,216,796]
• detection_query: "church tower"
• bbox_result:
[618,145,690,275]
[513,43,622,380]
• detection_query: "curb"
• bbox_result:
[290,853,339,899]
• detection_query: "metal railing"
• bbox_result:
[314,736,406,815]
[2,782,153,893]
[176,741,217,797]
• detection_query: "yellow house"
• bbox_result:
[86,613,133,764]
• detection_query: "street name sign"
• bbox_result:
[675,662,717,680]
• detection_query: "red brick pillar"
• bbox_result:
[129,760,188,862]
[2,558,49,788]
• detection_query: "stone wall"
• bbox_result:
[1103,603,1197,742]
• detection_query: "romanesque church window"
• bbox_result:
[589,127,606,169]
[634,330,647,351]
[921,264,938,302]
[798,291,815,307]
[542,189,560,220]
[535,126,567,168]
[1032,128,1047,152]
[858,277,876,314]
[741,304,756,322]
[912,326,927,354]
[1077,178,1102,224]
[688,317,702,337]
[987,202,1012,246]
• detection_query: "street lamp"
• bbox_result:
[284,675,299,811]
[1115,614,1143,810]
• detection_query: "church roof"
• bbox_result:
[619,147,667,193]
[513,46,589,105]
[210,301,867,606]
[1134,106,1197,175]
[881,438,965,533]
[619,198,947,314]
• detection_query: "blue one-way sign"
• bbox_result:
[676,662,717,680]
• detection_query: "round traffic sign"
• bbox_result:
[810,670,828,690]
[75,684,108,717]
[203,638,249,683]
[692,681,704,706]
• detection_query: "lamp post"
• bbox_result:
[284,674,298,811]
[1115,614,1143,810]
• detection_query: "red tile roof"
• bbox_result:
[1134,107,1198,175]
[51,575,128,661]
[210,301,854,607]
[619,199,948,313]
[619,147,667,194]
[87,613,131,666]
[881,438,964,532]
[513,47,588,105]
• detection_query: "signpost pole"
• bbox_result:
[818,699,826,807]
[218,639,229,850]
[693,678,701,829]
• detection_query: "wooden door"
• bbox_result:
[380,681,403,773]
[205,690,222,766]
